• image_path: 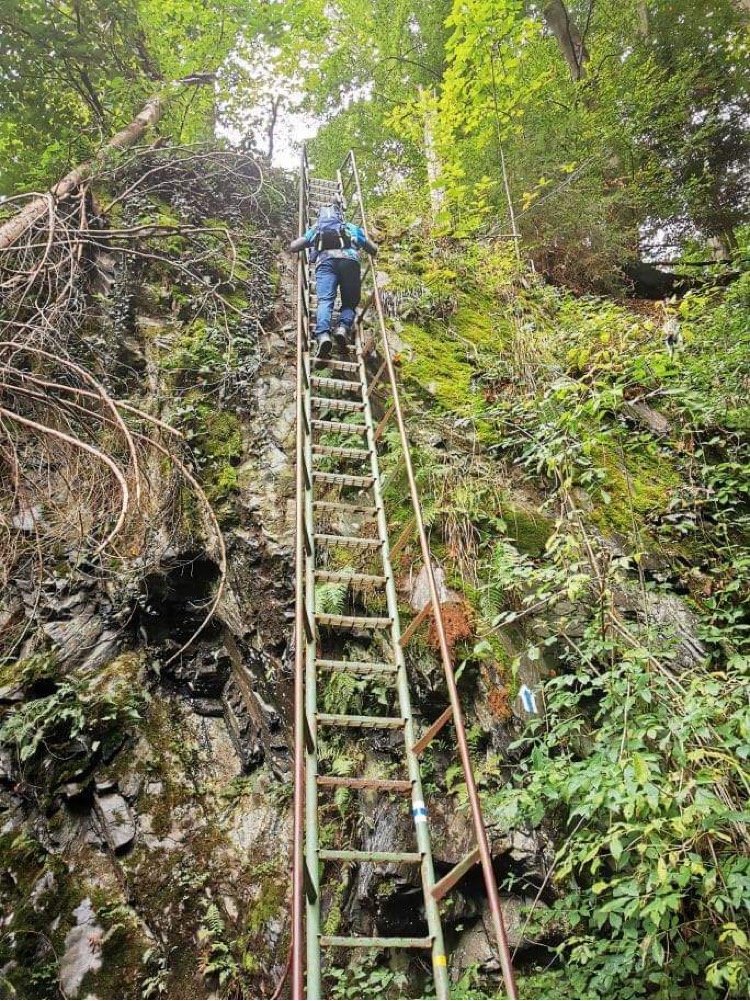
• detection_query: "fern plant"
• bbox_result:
[315,581,347,615]
[480,540,533,618]
[198,902,239,989]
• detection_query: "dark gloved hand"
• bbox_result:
[364,237,379,257]
[288,235,308,253]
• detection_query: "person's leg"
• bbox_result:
[314,259,338,355]
[336,259,362,333]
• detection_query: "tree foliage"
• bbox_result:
[246,0,748,279]
[0,0,244,193]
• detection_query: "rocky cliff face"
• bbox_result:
[1,145,746,1001]
[0,146,302,999]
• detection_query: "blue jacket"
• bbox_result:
[301,221,370,267]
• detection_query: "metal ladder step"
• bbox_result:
[311,396,364,413]
[311,376,361,393]
[316,713,405,730]
[313,444,370,460]
[315,612,392,630]
[312,358,360,373]
[311,419,367,434]
[319,849,421,863]
[313,500,377,514]
[316,658,398,676]
[312,471,374,488]
[315,569,387,586]
[317,776,411,791]
[320,935,432,950]
[314,532,381,547]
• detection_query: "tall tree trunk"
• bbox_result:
[543,0,589,81]
[267,95,282,162]
[0,77,210,251]
[420,87,446,222]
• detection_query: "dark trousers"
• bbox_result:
[314,258,361,338]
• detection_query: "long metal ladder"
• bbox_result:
[291,149,518,1000]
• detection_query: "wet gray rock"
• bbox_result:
[118,770,143,802]
[0,683,24,703]
[0,746,16,785]
[62,780,91,802]
[41,604,108,670]
[173,646,231,698]
[12,505,43,532]
[79,628,120,673]
[644,590,706,669]
[29,870,57,912]
[409,562,457,611]
[60,898,103,996]
[450,896,548,977]
[622,400,671,436]
[191,697,225,717]
[94,791,136,853]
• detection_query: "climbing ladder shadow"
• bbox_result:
[291,148,518,1000]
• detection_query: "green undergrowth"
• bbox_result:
[372,223,750,998]
[0,652,146,802]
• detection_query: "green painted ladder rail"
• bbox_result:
[291,148,518,1001]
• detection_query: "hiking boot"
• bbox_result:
[315,333,333,359]
[333,324,349,355]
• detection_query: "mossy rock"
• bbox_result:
[590,445,680,542]
[0,832,81,998]
[500,503,554,556]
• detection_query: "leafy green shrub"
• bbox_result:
[0,657,145,793]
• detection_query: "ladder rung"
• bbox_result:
[315,612,392,630]
[315,570,387,586]
[313,500,377,514]
[319,849,421,863]
[411,705,454,755]
[313,444,370,460]
[317,776,411,791]
[320,935,432,949]
[431,846,482,902]
[399,603,431,648]
[316,659,398,675]
[311,396,364,413]
[316,713,405,730]
[313,471,374,488]
[311,376,360,393]
[312,419,367,434]
[314,532,381,547]
[312,358,360,372]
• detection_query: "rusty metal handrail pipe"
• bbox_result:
[292,147,307,1000]
[343,150,518,1001]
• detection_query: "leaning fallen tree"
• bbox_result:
[0,77,212,251]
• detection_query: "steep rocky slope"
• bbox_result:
[1,144,748,1000]
[0,146,300,998]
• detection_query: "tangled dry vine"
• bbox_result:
[0,139,285,667]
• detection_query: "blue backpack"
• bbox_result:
[315,204,352,252]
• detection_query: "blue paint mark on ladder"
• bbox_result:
[519,684,537,714]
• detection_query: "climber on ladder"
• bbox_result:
[289,195,378,359]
